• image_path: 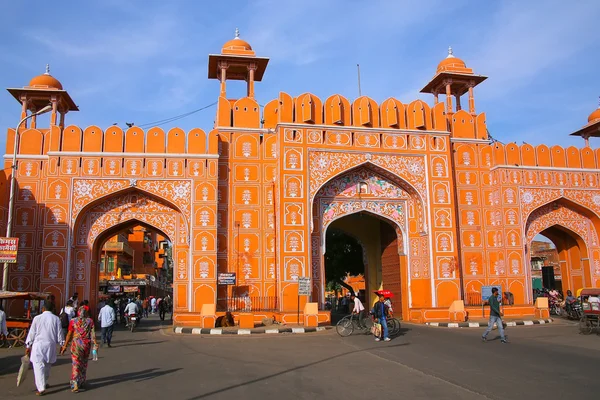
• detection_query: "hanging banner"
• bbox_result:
[107,285,121,293]
[123,286,139,293]
[0,237,19,263]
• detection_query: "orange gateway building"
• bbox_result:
[2,32,600,325]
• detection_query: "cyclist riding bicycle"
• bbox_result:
[350,293,366,327]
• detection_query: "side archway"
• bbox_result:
[69,188,190,313]
[525,200,600,296]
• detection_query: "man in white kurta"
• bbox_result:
[25,303,64,394]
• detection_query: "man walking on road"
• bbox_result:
[24,302,64,396]
[98,299,117,347]
[482,287,508,343]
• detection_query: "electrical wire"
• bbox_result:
[136,101,218,128]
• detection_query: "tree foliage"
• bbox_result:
[325,229,364,294]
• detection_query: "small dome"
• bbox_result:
[222,37,253,52]
[436,46,468,73]
[588,107,600,123]
[28,65,63,90]
[221,28,254,55]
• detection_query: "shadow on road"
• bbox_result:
[44,367,182,394]
[0,354,73,376]
[110,340,166,348]
[186,342,410,399]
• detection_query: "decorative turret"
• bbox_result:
[7,64,78,129]
[208,29,269,99]
[570,98,600,147]
[421,47,487,115]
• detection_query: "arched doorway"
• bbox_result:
[70,188,188,312]
[324,212,406,318]
[311,164,419,320]
[91,219,173,308]
[525,200,600,298]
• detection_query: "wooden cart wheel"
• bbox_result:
[579,317,593,335]
[7,328,27,347]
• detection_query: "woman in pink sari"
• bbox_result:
[60,306,97,392]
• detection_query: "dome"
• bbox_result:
[436,47,469,73]
[221,28,254,55]
[588,107,600,123]
[222,38,252,52]
[28,65,63,90]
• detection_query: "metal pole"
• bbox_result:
[2,105,52,293]
[357,64,362,97]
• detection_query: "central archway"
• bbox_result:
[310,164,421,319]
[324,211,406,318]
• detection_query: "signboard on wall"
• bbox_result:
[481,285,502,302]
[218,273,236,285]
[107,285,121,293]
[298,277,311,296]
[123,286,139,293]
[0,237,19,263]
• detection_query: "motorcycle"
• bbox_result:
[127,313,138,332]
[564,301,583,320]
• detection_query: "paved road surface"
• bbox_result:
[1,316,599,399]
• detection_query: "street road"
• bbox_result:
[2,316,600,399]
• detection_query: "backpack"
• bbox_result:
[59,309,69,329]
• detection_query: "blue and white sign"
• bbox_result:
[481,285,502,302]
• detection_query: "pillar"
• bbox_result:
[468,84,476,114]
[433,91,439,105]
[583,134,590,148]
[455,95,462,111]
[445,81,453,114]
[247,64,256,98]
[31,106,37,129]
[59,111,66,128]
[20,96,28,129]
[219,62,228,97]
[50,97,58,126]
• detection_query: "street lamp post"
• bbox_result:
[2,105,53,292]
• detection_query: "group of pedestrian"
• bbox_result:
[24,301,97,395]
[23,292,113,395]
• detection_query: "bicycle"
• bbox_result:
[336,312,373,337]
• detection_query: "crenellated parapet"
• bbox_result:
[5,125,219,156]
[488,142,600,170]
[217,92,488,139]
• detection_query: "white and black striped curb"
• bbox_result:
[173,326,332,335]
[426,319,554,328]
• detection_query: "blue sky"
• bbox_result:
[1,0,599,152]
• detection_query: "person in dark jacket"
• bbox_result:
[372,293,391,342]
[482,287,508,343]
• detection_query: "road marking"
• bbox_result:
[210,329,223,335]
[428,323,440,327]
[506,322,516,327]
[316,327,326,331]
[265,329,279,334]
[292,328,305,333]
[447,323,459,328]
[237,329,251,335]
[174,327,183,334]
[538,320,546,324]
[523,321,534,325]
[468,322,480,328]
[192,328,202,335]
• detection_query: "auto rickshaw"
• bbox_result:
[577,288,600,335]
[0,290,50,348]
